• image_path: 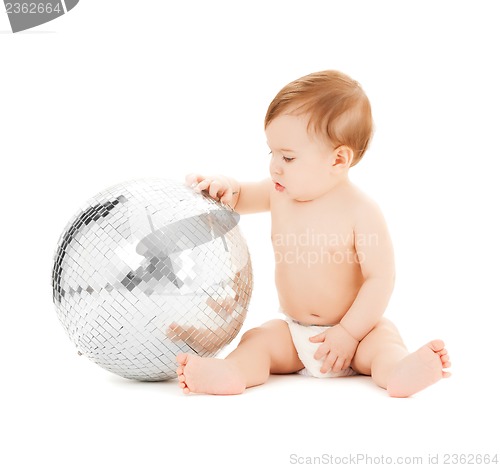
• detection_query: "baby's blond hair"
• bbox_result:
[264,70,373,167]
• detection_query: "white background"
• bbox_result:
[1,1,499,467]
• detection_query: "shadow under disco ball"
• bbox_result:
[52,178,253,381]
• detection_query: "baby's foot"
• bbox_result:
[387,340,451,398]
[176,354,246,395]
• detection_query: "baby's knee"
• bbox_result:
[239,326,267,344]
[239,319,288,343]
[370,318,406,347]
[241,326,267,343]
[372,317,398,335]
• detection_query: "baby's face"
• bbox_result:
[265,113,337,202]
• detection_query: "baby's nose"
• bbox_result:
[270,159,283,175]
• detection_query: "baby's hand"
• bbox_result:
[310,324,359,374]
[185,173,237,206]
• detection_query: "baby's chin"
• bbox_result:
[277,183,327,202]
[290,188,324,202]
[291,194,316,202]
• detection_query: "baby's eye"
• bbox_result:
[268,151,294,163]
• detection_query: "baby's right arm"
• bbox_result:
[186,174,271,214]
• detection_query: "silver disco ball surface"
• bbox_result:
[52,178,253,381]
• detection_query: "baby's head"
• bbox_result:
[265,70,373,167]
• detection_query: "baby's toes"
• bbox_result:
[178,381,191,394]
[438,348,448,359]
[176,353,189,366]
[440,354,450,363]
[439,352,451,367]
[441,354,452,377]
[429,339,445,352]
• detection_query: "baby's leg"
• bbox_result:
[351,318,451,397]
[176,319,303,395]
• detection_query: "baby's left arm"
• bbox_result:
[339,199,396,342]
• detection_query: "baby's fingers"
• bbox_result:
[332,357,347,373]
[219,190,234,205]
[309,331,327,343]
[185,173,205,187]
[208,180,225,200]
[193,178,212,193]
[313,342,329,361]
[320,352,339,374]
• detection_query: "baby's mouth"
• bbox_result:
[274,182,285,192]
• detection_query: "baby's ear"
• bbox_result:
[332,145,354,169]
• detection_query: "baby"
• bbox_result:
[174,70,451,397]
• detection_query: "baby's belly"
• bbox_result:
[275,260,363,326]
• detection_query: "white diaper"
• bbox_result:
[284,315,357,379]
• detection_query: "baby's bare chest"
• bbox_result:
[271,204,355,254]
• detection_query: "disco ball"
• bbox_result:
[52,178,253,381]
